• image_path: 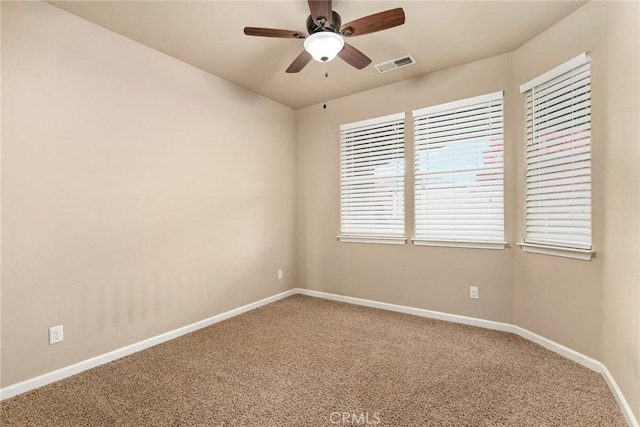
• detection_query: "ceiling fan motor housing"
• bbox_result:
[306,11,341,34]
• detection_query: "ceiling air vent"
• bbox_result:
[374,55,416,73]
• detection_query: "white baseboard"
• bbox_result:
[0,288,296,401]
[1,287,637,426]
[512,326,602,372]
[601,364,640,427]
[296,288,513,332]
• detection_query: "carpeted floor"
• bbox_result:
[0,295,627,426]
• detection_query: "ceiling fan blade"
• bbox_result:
[341,8,405,37]
[286,50,313,73]
[308,0,333,27]
[244,27,306,39]
[338,43,372,70]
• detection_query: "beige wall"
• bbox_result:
[296,53,515,324]
[1,1,296,387]
[512,0,605,361]
[601,1,640,419]
[0,0,3,392]
[514,2,639,417]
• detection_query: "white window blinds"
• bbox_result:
[413,92,504,248]
[521,54,591,250]
[339,113,405,244]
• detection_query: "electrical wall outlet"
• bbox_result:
[277,270,283,280]
[49,325,64,344]
[470,286,479,299]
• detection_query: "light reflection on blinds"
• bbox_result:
[524,58,591,250]
[340,113,405,240]
[413,92,504,244]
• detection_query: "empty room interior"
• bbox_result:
[1,0,639,425]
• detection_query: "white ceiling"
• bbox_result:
[48,1,587,109]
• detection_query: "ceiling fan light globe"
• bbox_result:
[303,32,344,63]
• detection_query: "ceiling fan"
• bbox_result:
[244,0,405,73]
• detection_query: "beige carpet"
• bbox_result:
[0,295,627,426]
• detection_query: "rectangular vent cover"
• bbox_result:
[374,55,416,73]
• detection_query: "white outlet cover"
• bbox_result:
[470,287,479,299]
[277,270,283,280]
[49,325,64,344]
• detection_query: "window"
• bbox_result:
[339,113,405,244]
[412,92,505,249]
[519,53,592,260]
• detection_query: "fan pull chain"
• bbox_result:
[323,61,328,109]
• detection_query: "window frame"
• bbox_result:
[518,52,594,261]
[412,91,506,250]
[337,112,407,245]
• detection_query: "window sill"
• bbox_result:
[337,235,407,245]
[412,239,507,250]
[517,242,594,261]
